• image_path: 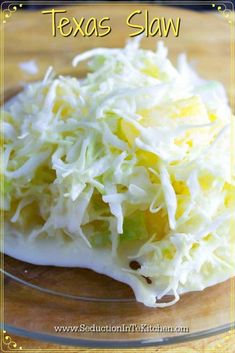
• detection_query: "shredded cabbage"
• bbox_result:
[2,39,235,307]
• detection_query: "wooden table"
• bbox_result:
[1,3,234,352]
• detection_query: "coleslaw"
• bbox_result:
[2,38,235,307]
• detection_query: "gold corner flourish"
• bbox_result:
[211,2,234,24]
[2,3,23,24]
[2,330,23,350]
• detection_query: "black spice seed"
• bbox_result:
[129,260,141,270]
[144,276,152,284]
[142,275,152,284]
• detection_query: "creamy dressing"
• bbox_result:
[4,223,159,307]
[4,224,232,308]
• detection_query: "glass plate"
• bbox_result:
[3,255,235,347]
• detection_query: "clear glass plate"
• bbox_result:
[3,255,234,347]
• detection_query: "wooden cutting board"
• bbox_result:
[2,4,234,352]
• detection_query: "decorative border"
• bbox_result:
[2,330,23,350]
[212,2,234,23]
[2,3,23,24]
[0,0,234,352]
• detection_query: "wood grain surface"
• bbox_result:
[2,3,235,352]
